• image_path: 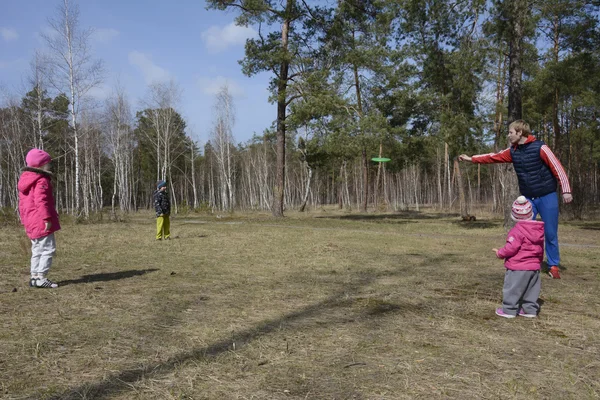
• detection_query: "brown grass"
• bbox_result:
[0,208,599,399]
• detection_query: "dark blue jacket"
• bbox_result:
[511,140,557,198]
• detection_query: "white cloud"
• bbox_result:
[201,23,257,52]
[92,28,119,43]
[128,51,170,84]
[197,76,245,97]
[86,84,111,100]
[1,27,18,42]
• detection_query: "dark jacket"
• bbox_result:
[510,140,557,198]
[153,189,170,217]
[472,135,571,197]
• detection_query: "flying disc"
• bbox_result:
[371,157,391,162]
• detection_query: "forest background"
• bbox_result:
[1,0,599,221]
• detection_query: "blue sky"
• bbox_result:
[0,0,275,145]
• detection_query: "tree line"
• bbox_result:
[1,0,599,221]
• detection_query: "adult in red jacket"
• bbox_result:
[460,120,572,279]
[18,149,61,288]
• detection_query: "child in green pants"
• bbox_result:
[153,180,170,240]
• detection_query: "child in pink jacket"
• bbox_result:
[492,196,544,318]
[18,149,61,288]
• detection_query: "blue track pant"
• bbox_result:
[527,192,560,266]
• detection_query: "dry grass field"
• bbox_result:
[1,208,599,399]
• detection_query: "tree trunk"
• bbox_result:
[493,52,507,213]
[494,52,506,150]
[504,0,528,229]
[337,164,343,209]
[552,15,561,157]
[191,143,198,209]
[508,0,525,123]
[353,59,368,213]
[445,142,451,208]
[299,163,312,212]
[374,142,383,208]
[361,148,368,212]
[437,146,443,210]
[63,0,81,216]
[454,159,467,218]
[343,161,351,210]
[272,2,292,218]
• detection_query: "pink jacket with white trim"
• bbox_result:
[18,168,61,240]
[496,220,544,271]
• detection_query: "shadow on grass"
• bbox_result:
[316,210,448,222]
[581,225,600,231]
[58,269,159,286]
[46,252,484,400]
[48,295,361,399]
[452,220,501,229]
[47,263,421,400]
[570,222,600,231]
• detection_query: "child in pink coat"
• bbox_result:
[492,196,544,318]
[18,149,61,288]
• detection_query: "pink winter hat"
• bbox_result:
[25,148,52,168]
[511,196,533,221]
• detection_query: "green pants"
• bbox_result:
[156,214,171,240]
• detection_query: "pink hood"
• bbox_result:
[18,168,60,239]
[497,220,544,271]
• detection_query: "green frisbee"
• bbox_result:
[371,157,391,162]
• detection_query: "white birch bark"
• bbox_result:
[210,85,236,211]
[42,0,103,216]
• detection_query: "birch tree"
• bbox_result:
[141,80,183,183]
[0,96,27,209]
[23,51,52,149]
[210,85,236,211]
[105,85,134,217]
[137,80,188,214]
[189,137,199,209]
[42,0,103,215]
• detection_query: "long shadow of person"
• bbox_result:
[58,269,159,286]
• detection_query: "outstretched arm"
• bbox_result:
[459,149,512,164]
[473,148,512,164]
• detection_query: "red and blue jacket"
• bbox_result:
[472,136,571,198]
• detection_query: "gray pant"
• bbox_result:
[502,269,541,316]
[30,233,56,277]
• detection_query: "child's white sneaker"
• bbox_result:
[33,278,58,288]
